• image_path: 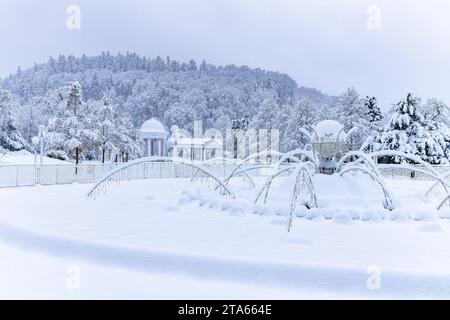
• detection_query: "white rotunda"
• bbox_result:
[140,118,168,157]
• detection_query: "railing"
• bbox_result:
[377,164,450,180]
[0,164,120,188]
[0,162,272,188]
[1,161,450,189]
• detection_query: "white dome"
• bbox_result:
[313,120,345,142]
[140,118,168,134]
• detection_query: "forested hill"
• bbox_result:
[1,52,335,130]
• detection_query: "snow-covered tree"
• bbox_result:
[337,88,365,130]
[231,115,250,131]
[365,96,383,126]
[0,88,28,152]
[337,88,370,150]
[92,97,117,163]
[370,93,447,164]
[251,97,283,153]
[15,87,66,142]
[46,82,97,163]
[423,98,450,124]
[0,53,346,154]
[112,115,141,162]
[283,99,317,151]
[424,120,450,163]
[93,96,141,163]
[252,96,280,131]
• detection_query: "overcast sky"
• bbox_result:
[1,0,449,109]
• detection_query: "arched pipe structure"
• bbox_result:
[336,151,381,177]
[254,166,296,205]
[287,165,318,232]
[223,150,286,187]
[273,148,319,174]
[253,163,318,232]
[437,193,450,210]
[339,166,395,211]
[192,156,256,188]
[339,150,449,199]
[426,172,450,198]
[87,157,235,199]
[370,150,449,196]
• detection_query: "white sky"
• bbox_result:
[1,0,449,109]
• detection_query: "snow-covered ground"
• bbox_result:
[1,175,450,299]
[0,150,70,165]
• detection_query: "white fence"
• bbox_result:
[0,164,120,188]
[1,161,450,188]
[0,162,266,188]
[377,165,450,180]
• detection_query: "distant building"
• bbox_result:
[139,119,223,161]
[168,126,223,161]
[139,118,168,157]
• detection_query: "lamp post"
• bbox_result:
[38,125,46,166]
[32,136,39,166]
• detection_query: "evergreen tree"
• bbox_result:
[94,97,117,163]
[252,97,283,153]
[252,96,280,131]
[188,59,198,71]
[112,115,141,162]
[93,96,142,163]
[0,88,28,152]
[337,88,370,150]
[46,82,97,163]
[365,96,383,124]
[284,99,317,151]
[370,93,446,164]
[337,88,366,131]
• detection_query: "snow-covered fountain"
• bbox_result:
[86,118,450,234]
[300,120,360,174]
[246,120,450,231]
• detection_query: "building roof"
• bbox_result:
[140,118,168,134]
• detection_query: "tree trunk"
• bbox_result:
[102,146,106,164]
[75,147,80,174]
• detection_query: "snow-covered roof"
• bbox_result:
[140,118,168,134]
[313,120,345,142]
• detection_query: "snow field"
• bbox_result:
[0,174,450,298]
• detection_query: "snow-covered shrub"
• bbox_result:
[369,93,450,164]
[0,88,28,152]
